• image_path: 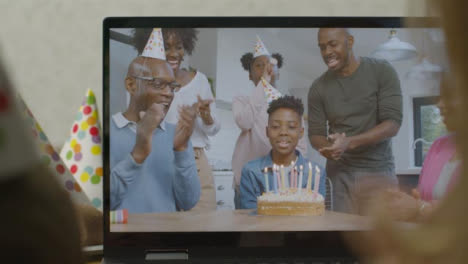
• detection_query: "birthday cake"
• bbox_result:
[257,188,325,216]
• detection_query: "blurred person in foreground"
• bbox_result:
[348,1,468,263]
[0,56,83,263]
[383,73,460,222]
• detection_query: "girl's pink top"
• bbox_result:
[417,134,460,201]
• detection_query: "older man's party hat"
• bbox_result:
[141,28,166,60]
[60,89,103,210]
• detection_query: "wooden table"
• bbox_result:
[111,209,373,232]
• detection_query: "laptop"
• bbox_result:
[103,17,442,263]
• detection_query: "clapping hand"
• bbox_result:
[174,102,198,151]
[132,103,166,163]
[137,103,166,137]
[261,60,275,84]
[319,132,350,160]
[196,95,214,125]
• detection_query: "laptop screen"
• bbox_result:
[103,17,444,250]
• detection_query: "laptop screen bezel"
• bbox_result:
[103,16,439,256]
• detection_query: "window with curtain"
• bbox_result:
[413,96,447,166]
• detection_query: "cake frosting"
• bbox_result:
[257,188,325,216]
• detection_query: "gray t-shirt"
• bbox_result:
[308,57,402,170]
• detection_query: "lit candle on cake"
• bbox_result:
[263,167,270,193]
[292,166,297,189]
[280,164,285,191]
[272,164,276,192]
[275,164,280,192]
[314,165,321,193]
[294,166,297,188]
[289,161,294,188]
[306,161,312,190]
[298,165,303,194]
[294,164,298,188]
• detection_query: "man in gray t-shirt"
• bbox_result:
[308,28,402,214]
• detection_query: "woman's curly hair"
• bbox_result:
[240,52,284,71]
[131,28,199,55]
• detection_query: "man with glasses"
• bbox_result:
[110,55,201,213]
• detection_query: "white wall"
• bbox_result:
[205,108,241,170]
[109,38,138,115]
[189,29,218,93]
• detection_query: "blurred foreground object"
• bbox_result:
[0,54,83,263]
[348,0,468,263]
[76,203,103,246]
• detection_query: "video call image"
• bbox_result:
[108,27,449,232]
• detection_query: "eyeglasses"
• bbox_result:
[132,76,181,92]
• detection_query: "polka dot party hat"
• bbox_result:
[253,35,270,58]
[16,96,90,205]
[141,28,166,61]
[60,89,103,210]
[259,77,282,104]
[0,60,40,180]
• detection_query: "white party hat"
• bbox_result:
[254,35,271,58]
[141,28,166,60]
[17,96,90,204]
[60,89,103,210]
[0,60,40,180]
[259,77,282,104]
